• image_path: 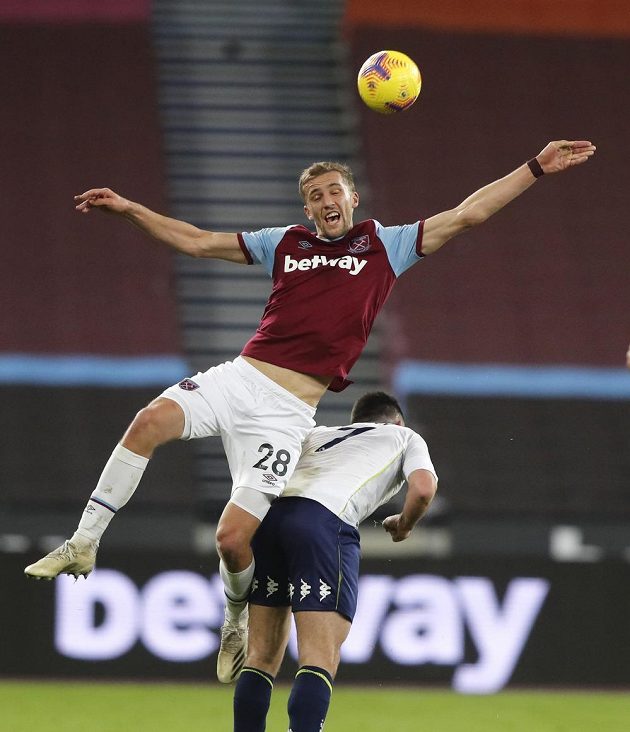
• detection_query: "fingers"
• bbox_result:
[548,141,596,171]
[74,187,111,201]
[569,146,597,166]
[73,188,115,213]
[572,140,595,150]
[569,155,593,166]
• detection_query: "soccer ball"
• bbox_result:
[357,50,422,115]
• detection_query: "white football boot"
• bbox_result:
[24,539,98,580]
[217,604,249,683]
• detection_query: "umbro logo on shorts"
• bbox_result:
[178,378,200,391]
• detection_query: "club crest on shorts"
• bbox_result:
[178,378,200,391]
[348,235,370,254]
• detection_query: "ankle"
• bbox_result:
[225,597,248,624]
[70,532,98,550]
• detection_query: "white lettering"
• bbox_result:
[52,569,548,694]
[453,577,550,694]
[283,253,367,276]
[284,254,298,272]
[342,575,394,662]
[380,575,463,665]
[55,569,139,660]
[141,571,222,662]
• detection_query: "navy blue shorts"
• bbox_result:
[249,497,361,621]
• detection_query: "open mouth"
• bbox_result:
[325,211,341,224]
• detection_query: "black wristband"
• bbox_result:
[527,158,545,178]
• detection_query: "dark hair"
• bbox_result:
[351,391,404,424]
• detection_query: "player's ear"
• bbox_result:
[304,204,313,220]
[351,191,359,209]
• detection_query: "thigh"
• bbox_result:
[246,604,292,676]
[295,611,351,678]
[222,397,314,498]
[158,367,228,440]
[280,500,361,622]
[249,502,292,610]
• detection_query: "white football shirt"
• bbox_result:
[280,422,437,527]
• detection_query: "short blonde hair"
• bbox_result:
[298,161,356,202]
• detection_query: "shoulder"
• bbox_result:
[382,424,427,448]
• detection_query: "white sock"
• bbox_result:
[220,559,254,622]
[73,444,149,544]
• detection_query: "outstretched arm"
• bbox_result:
[382,468,437,542]
[420,140,597,256]
[74,188,247,263]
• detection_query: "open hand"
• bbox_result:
[536,140,596,174]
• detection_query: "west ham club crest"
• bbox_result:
[348,235,370,254]
[178,378,200,391]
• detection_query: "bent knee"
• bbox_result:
[215,524,253,567]
[124,398,185,452]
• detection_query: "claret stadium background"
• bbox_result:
[2,0,629,694]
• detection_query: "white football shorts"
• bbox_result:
[159,356,316,497]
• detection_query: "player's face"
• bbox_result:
[303,172,359,239]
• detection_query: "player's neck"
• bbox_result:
[241,356,330,407]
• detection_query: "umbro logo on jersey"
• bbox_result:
[348,234,370,254]
[284,254,367,276]
[298,240,313,249]
[178,378,200,391]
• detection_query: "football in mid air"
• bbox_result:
[357,50,422,114]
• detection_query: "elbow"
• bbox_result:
[423,476,438,505]
[424,485,437,508]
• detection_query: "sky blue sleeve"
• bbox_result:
[240,226,293,276]
[375,220,424,277]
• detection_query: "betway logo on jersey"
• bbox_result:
[284,254,367,276]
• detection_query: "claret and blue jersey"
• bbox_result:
[237,219,425,391]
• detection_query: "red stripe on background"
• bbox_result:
[345,0,630,38]
[0,0,150,23]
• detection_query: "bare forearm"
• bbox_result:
[383,470,437,542]
[122,200,210,256]
[74,187,245,262]
[398,490,433,533]
[421,140,596,255]
[455,163,536,226]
